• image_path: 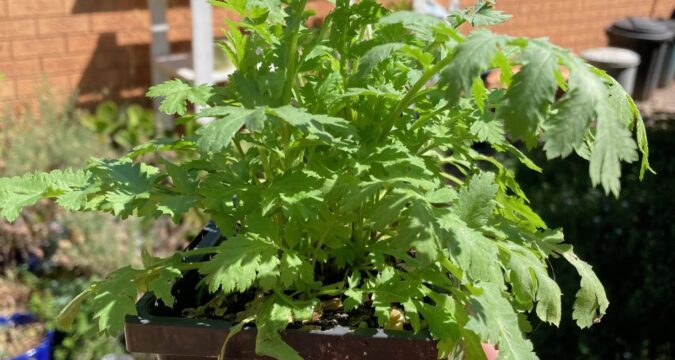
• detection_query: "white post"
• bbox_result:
[191,0,214,86]
[149,0,172,129]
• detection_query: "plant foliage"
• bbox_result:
[0,1,650,358]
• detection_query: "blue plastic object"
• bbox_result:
[0,312,53,360]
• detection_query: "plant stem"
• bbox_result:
[180,246,220,258]
[281,0,308,105]
[378,54,455,143]
[235,139,260,185]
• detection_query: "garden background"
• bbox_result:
[1,0,674,359]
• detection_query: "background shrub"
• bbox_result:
[519,116,674,360]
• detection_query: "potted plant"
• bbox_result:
[0,0,652,359]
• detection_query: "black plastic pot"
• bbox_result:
[125,294,439,360]
[606,17,674,100]
[123,224,439,359]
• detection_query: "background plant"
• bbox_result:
[78,101,157,152]
[0,1,651,359]
[519,117,673,360]
[0,85,159,359]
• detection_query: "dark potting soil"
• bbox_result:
[145,224,407,333]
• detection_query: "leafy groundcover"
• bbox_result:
[0,1,651,359]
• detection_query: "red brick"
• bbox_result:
[7,0,64,16]
[41,54,90,73]
[65,34,100,53]
[0,1,7,17]
[12,37,66,57]
[91,11,148,32]
[0,79,16,98]
[17,75,71,97]
[0,19,37,40]
[117,31,151,45]
[38,15,90,35]
[0,41,10,59]
[0,58,40,77]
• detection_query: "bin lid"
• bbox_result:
[608,17,673,41]
[581,47,641,68]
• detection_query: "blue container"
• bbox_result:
[0,313,53,360]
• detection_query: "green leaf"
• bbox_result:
[628,96,653,179]
[543,60,603,159]
[470,112,505,145]
[467,1,512,27]
[534,231,609,329]
[499,41,559,147]
[466,283,537,360]
[199,234,279,294]
[455,172,498,228]
[196,106,265,153]
[356,42,405,78]
[126,138,196,159]
[442,30,503,104]
[255,295,317,360]
[56,286,95,331]
[268,105,357,144]
[396,196,441,264]
[502,243,561,325]
[279,252,313,288]
[377,11,443,43]
[370,189,410,230]
[440,213,502,283]
[148,266,182,308]
[589,77,638,197]
[146,79,213,116]
[92,267,140,336]
[0,169,92,221]
[562,249,609,328]
[416,296,462,358]
[471,77,488,113]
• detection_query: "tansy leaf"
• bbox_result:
[589,77,639,197]
[442,30,504,104]
[543,61,601,159]
[91,267,140,336]
[0,169,92,221]
[562,249,609,328]
[440,213,502,283]
[499,40,559,147]
[148,266,182,308]
[356,43,405,78]
[146,79,213,116]
[196,106,265,153]
[534,231,609,328]
[199,235,279,294]
[467,1,512,27]
[455,172,498,228]
[466,283,537,360]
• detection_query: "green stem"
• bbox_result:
[378,54,455,143]
[410,104,450,131]
[441,172,464,185]
[281,0,308,105]
[180,246,220,258]
[235,140,260,185]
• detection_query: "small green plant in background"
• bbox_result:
[0,85,160,359]
[79,101,157,152]
[20,271,128,360]
[0,1,652,359]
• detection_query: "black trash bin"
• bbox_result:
[606,17,673,100]
[657,18,674,88]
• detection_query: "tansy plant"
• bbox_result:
[0,0,652,359]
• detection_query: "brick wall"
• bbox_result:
[0,0,672,111]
